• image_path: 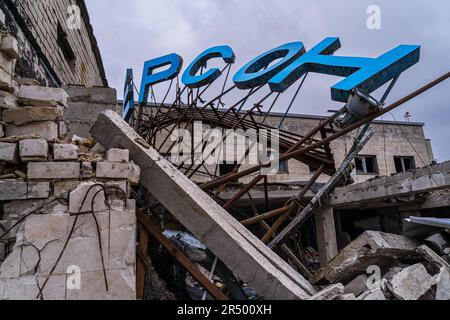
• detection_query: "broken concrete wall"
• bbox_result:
[0,59,138,299]
[63,85,120,139]
[0,197,136,300]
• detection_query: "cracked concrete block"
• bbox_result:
[2,200,45,219]
[357,288,386,300]
[36,275,67,300]
[0,245,21,279]
[66,269,135,300]
[424,233,450,256]
[96,162,140,184]
[68,182,109,213]
[2,106,64,125]
[53,144,78,160]
[37,230,109,276]
[0,90,18,108]
[0,277,40,300]
[0,275,67,300]
[19,139,48,161]
[0,186,136,300]
[436,267,450,300]
[108,201,136,270]
[53,180,81,197]
[37,205,134,275]
[0,36,20,60]
[81,162,93,178]
[22,209,71,250]
[28,162,80,179]
[106,148,129,163]
[387,264,436,300]
[18,85,68,107]
[0,180,27,201]
[63,85,118,105]
[6,121,58,141]
[0,142,18,164]
[105,180,129,199]
[28,181,51,199]
[0,67,12,91]
[344,274,368,297]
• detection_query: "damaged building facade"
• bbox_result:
[0,0,107,87]
[1,0,450,301]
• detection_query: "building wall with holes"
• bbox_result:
[0,0,106,87]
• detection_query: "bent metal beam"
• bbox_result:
[91,110,316,300]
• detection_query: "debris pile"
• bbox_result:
[0,34,140,298]
[311,231,450,300]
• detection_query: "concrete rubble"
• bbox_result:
[310,231,450,300]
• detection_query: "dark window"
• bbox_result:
[278,160,289,174]
[394,156,415,173]
[57,23,76,72]
[355,155,378,174]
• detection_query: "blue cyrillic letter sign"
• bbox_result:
[139,53,183,104]
[233,42,305,89]
[268,37,420,102]
[182,45,235,88]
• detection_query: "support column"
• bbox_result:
[314,206,338,267]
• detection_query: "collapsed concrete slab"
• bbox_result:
[330,161,450,209]
[91,110,316,300]
[314,231,421,284]
[386,263,435,300]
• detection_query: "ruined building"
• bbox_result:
[1,1,450,301]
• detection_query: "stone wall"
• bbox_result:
[0,0,106,87]
[63,85,120,138]
[0,41,138,299]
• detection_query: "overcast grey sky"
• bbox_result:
[86,0,450,161]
